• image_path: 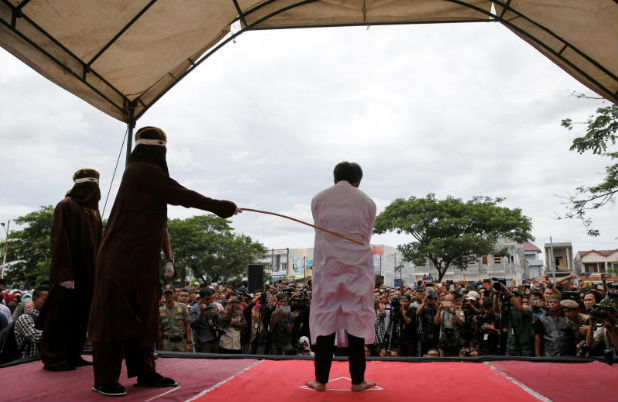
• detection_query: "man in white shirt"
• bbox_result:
[306,162,376,392]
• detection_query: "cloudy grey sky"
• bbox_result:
[0,22,616,260]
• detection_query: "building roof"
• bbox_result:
[577,249,618,258]
[523,242,541,252]
[544,242,572,248]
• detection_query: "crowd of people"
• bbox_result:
[2,273,617,362]
[0,140,615,397]
[152,273,618,360]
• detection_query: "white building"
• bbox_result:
[574,249,618,275]
[544,242,574,277]
[523,242,544,279]
[260,238,534,287]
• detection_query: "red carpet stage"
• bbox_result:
[1,356,616,402]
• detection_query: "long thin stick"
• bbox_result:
[241,208,365,246]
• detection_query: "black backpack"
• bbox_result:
[0,320,25,364]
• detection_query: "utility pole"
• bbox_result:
[549,236,556,281]
[1,219,9,279]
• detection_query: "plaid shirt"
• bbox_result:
[14,309,42,358]
[374,309,387,349]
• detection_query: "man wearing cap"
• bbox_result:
[88,127,240,397]
[158,288,192,352]
[534,294,571,356]
[561,298,588,355]
[40,169,102,371]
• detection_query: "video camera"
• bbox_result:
[589,305,611,320]
[560,290,580,299]
[491,278,507,292]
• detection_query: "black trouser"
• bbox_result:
[40,285,91,368]
[314,333,365,385]
[93,339,156,385]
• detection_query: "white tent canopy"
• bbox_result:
[1,0,616,126]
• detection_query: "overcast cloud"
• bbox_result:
[0,22,616,260]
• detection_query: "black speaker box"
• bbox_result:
[248,264,264,293]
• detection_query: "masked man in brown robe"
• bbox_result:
[88,127,240,397]
[40,169,102,371]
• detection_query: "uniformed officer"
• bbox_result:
[158,288,192,352]
[561,298,589,352]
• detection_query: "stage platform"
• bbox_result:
[1,354,616,402]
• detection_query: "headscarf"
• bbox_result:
[128,126,169,176]
[66,168,101,214]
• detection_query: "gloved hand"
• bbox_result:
[164,261,174,278]
[58,280,75,289]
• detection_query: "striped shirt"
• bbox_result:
[14,309,42,358]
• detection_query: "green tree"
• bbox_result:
[4,205,54,284]
[166,215,266,284]
[374,194,533,282]
[561,94,618,236]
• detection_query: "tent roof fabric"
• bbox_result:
[1,0,616,123]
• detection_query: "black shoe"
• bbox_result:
[92,383,127,397]
[44,363,76,372]
[134,372,177,388]
[71,357,93,367]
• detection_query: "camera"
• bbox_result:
[391,297,401,308]
[589,307,609,319]
[576,341,589,357]
[561,291,580,299]
[491,278,507,292]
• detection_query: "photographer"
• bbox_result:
[384,294,404,356]
[530,291,546,320]
[494,284,533,356]
[584,299,618,357]
[372,292,388,356]
[218,297,246,354]
[416,291,439,356]
[189,287,221,353]
[534,294,570,357]
[270,293,295,355]
[398,295,417,356]
[291,293,310,348]
[460,292,481,348]
[434,294,464,357]
[248,291,272,354]
[583,291,602,315]
[476,298,501,355]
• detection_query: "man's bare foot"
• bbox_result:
[305,381,326,391]
[351,381,376,392]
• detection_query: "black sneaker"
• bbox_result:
[92,383,127,397]
[71,357,93,367]
[134,372,177,387]
[44,363,76,372]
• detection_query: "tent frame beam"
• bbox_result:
[1,0,128,114]
[1,0,616,130]
[135,0,617,123]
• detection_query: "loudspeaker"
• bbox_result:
[248,264,264,293]
[375,275,384,287]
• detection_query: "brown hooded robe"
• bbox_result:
[88,159,235,382]
[40,192,102,368]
